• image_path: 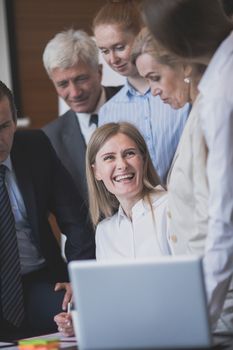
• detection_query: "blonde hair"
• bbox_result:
[131,27,182,67]
[92,0,143,35]
[86,122,160,227]
[131,27,206,78]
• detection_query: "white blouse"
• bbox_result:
[96,187,171,260]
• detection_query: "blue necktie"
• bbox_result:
[0,164,25,327]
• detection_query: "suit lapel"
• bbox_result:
[167,147,180,184]
[104,85,123,101]
[63,111,86,170]
[62,112,87,199]
[167,101,195,185]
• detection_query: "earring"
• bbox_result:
[184,77,191,84]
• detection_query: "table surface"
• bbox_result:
[1,332,233,350]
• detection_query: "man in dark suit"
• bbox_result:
[42,29,122,203]
[0,81,95,341]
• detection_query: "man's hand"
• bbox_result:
[54,282,72,311]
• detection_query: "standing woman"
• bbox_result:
[92,0,190,184]
[143,0,233,330]
[131,27,233,333]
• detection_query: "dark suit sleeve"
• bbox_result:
[43,133,96,261]
[52,171,96,261]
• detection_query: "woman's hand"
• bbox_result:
[54,312,74,337]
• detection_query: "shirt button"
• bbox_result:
[167,210,172,219]
[170,234,178,243]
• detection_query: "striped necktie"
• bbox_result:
[0,164,25,327]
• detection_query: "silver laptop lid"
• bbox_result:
[69,256,212,349]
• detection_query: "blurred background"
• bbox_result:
[0,0,126,128]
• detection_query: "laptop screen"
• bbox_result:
[69,256,212,350]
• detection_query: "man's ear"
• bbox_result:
[13,120,17,132]
[92,163,102,181]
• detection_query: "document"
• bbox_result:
[0,332,77,349]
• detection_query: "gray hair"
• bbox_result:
[43,29,99,76]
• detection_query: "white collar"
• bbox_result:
[2,155,13,172]
[76,87,106,121]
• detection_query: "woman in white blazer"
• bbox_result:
[132,26,233,333]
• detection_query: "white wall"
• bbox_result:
[0,0,12,88]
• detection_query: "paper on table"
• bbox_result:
[0,332,77,349]
[0,342,16,348]
[30,332,77,348]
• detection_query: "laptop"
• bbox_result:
[68,256,212,349]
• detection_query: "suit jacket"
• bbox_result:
[11,130,95,282]
[42,85,122,203]
[166,95,233,332]
[166,94,209,256]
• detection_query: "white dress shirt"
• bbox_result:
[96,187,171,260]
[198,30,233,325]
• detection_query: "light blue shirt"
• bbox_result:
[2,157,46,274]
[99,81,190,183]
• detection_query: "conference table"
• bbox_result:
[1,332,233,350]
[62,338,233,350]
